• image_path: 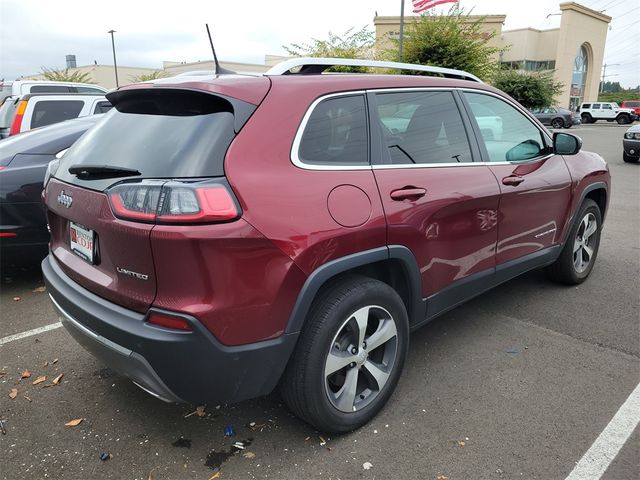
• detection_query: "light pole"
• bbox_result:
[108,29,119,88]
[600,63,619,93]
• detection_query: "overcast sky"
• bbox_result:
[0,0,638,87]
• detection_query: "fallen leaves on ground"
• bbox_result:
[243,451,256,459]
[208,472,221,480]
[12,296,20,302]
[32,286,46,293]
[20,370,31,379]
[458,440,466,447]
[436,475,449,480]
[32,376,46,385]
[9,388,18,399]
[52,373,64,385]
[196,405,206,417]
[65,418,83,427]
[363,462,373,470]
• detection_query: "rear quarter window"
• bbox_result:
[30,85,73,93]
[30,100,84,128]
[93,101,112,114]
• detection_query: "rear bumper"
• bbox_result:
[42,254,299,404]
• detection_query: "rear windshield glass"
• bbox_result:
[0,98,18,128]
[31,100,84,128]
[56,98,237,189]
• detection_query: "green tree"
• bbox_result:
[492,69,563,108]
[40,67,93,83]
[387,7,507,81]
[283,26,375,72]
[130,70,168,83]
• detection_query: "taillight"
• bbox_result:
[108,181,240,224]
[9,100,28,136]
[0,232,17,237]
[147,311,192,331]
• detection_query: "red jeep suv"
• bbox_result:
[42,58,610,432]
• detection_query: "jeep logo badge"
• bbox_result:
[57,190,73,208]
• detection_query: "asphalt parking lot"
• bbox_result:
[1,123,638,480]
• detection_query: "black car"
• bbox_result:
[530,106,580,129]
[623,124,640,163]
[0,115,101,264]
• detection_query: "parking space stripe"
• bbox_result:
[0,322,63,346]
[565,382,640,480]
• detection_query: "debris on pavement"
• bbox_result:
[319,436,327,446]
[12,296,20,302]
[52,358,58,364]
[195,405,206,417]
[436,475,449,480]
[32,286,46,293]
[243,451,256,459]
[24,395,32,402]
[32,375,46,385]
[65,418,83,427]
[224,424,236,437]
[457,440,466,447]
[363,461,373,470]
[52,373,64,385]
[99,452,112,461]
[20,370,31,379]
[9,388,18,399]
[232,441,245,450]
[0,419,6,435]
[172,437,192,449]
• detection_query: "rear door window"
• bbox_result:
[93,101,112,114]
[31,100,84,128]
[374,91,473,165]
[30,85,73,93]
[297,95,368,167]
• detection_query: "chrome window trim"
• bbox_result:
[290,87,556,172]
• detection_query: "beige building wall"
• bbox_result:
[373,15,507,60]
[553,2,610,108]
[501,28,560,62]
[23,65,159,90]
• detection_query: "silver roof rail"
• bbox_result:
[265,57,481,83]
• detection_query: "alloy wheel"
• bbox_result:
[573,212,598,274]
[324,305,398,413]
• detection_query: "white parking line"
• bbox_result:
[565,382,640,480]
[0,322,63,346]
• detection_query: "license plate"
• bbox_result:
[70,222,94,263]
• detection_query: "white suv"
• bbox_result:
[578,102,637,125]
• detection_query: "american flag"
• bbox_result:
[412,0,459,14]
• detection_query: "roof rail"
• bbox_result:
[265,57,481,83]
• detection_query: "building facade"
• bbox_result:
[373,2,611,109]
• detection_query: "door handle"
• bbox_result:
[502,175,525,186]
[390,187,427,201]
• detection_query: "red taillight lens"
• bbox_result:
[147,312,192,331]
[108,181,239,224]
[9,100,27,136]
[0,232,17,237]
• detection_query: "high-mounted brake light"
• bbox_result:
[9,100,28,136]
[147,312,192,331]
[108,182,240,224]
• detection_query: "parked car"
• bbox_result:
[578,102,637,124]
[623,124,640,163]
[0,93,110,138]
[620,101,640,118]
[530,106,580,128]
[41,58,610,433]
[0,115,101,263]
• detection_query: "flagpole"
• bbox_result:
[399,0,405,62]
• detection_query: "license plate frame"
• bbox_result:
[69,222,95,264]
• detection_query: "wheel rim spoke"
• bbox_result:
[325,350,357,377]
[333,367,359,412]
[583,244,593,262]
[584,218,597,239]
[573,239,582,253]
[574,247,583,270]
[363,360,390,391]
[365,319,397,352]
[352,306,370,346]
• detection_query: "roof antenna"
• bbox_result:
[206,23,235,75]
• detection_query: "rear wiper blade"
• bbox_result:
[68,164,141,179]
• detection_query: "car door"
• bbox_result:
[369,89,501,317]
[601,103,614,119]
[461,91,572,266]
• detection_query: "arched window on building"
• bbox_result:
[570,45,589,111]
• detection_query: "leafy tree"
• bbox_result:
[386,7,507,81]
[40,67,93,83]
[492,69,564,108]
[283,26,375,72]
[597,91,640,104]
[130,70,168,83]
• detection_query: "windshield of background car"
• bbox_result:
[55,90,242,191]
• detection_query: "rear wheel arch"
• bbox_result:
[285,246,424,335]
[562,182,608,245]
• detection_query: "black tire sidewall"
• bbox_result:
[566,200,602,282]
[300,279,409,432]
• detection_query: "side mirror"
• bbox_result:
[553,132,582,155]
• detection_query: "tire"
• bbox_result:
[546,199,602,284]
[617,114,631,125]
[623,152,639,163]
[581,113,593,124]
[280,275,409,433]
[551,118,564,129]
